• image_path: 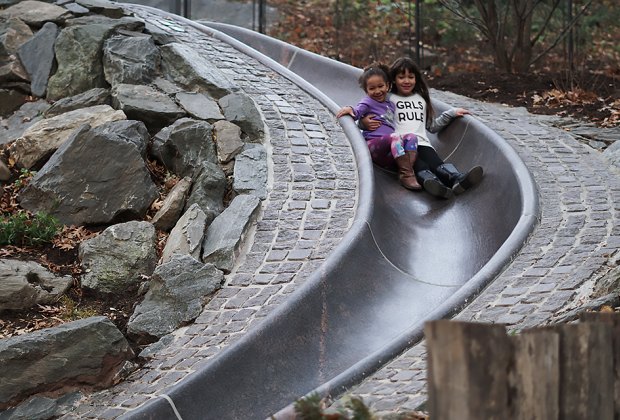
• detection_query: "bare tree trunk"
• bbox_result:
[512,0,534,72]
[474,0,512,71]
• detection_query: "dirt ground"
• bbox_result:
[428,70,620,128]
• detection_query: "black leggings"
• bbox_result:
[413,145,445,173]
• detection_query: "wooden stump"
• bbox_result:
[580,312,620,420]
[509,328,560,420]
[425,320,511,420]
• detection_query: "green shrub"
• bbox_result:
[0,211,62,247]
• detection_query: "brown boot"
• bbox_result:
[395,153,422,190]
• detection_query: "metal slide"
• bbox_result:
[124,10,539,420]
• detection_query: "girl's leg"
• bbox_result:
[413,145,453,199]
[414,145,444,173]
[366,136,397,169]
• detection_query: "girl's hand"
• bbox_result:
[360,114,381,131]
[454,108,470,117]
[337,106,355,118]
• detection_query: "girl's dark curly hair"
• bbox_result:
[389,57,434,122]
[358,62,391,92]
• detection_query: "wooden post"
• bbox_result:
[580,312,620,420]
[557,322,614,420]
[509,328,560,420]
[426,320,511,419]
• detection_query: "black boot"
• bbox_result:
[435,163,484,194]
[416,170,453,199]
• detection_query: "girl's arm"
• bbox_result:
[359,114,381,131]
[337,106,355,118]
[427,107,470,133]
[336,102,369,120]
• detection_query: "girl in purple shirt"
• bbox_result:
[337,63,421,190]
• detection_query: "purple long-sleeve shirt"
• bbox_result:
[351,95,396,140]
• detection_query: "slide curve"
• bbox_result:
[123,9,539,420]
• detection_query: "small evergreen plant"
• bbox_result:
[0,211,62,247]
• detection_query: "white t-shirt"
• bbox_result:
[389,93,457,148]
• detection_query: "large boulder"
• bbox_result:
[79,221,157,295]
[201,194,261,273]
[18,120,157,225]
[8,104,126,169]
[43,87,111,118]
[0,316,133,410]
[151,117,218,177]
[46,22,110,100]
[127,255,223,340]
[111,83,185,133]
[176,91,224,121]
[218,92,264,141]
[0,1,71,28]
[17,21,59,98]
[159,42,238,99]
[0,259,73,311]
[103,34,160,87]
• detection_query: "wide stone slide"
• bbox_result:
[123,10,539,420]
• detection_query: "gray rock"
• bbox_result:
[0,54,28,83]
[79,221,157,294]
[160,42,238,99]
[151,176,192,232]
[151,117,217,177]
[9,104,126,169]
[0,316,133,409]
[0,99,50,145]
[103,34,160,86]
[95,118,151,156]
[138,334,174,359]
[64,15,144,31]
[0,1,71,27]
[17,22,60,98]
[176,91,224,121]
[18,121,157,225]
[143,20,177,45]
[201,194,261,273]
[111,83,185,132]
[44,87,111,117]
[46,23,110,101]
[152,76,183,95]
[0,259,73,311]
[233,144,268,199]
[0,17,33,59]
[0,87,27,116]
[62,2,90,16]
[127,254,223,339]
[160,203,207,263]
[7,395,57,420]
[218,92,264,141]
[214,120,244,163]
[75,0,128,19]
[185,161,226,224]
